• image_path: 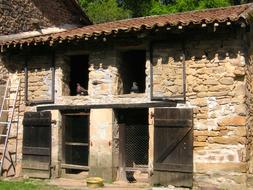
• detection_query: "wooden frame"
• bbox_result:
[149,41,186,102]
[116,108,149,182]
[61,111,90,174]
[24,52,55,106]
[22,111,52,179]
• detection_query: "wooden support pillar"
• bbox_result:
[117,123,127,181]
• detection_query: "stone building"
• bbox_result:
[0,0,91,37]
[1,2,253,189]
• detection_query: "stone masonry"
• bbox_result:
[151,31,248,189]
[0,0,85,35]
[0,28,252,189]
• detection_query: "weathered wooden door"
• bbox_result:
[153,108,193,187]
[22,112,51,178]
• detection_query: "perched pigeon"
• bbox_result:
[76,83,88,95]
[92,80,103,85]
[130,82,139,93]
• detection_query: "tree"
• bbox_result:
[149,0,231,15]
[79,0,250,23]
[117,0,152,17]
[79,0,130,23]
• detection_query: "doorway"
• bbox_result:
[115,108,149,182]
[61,111,90,175]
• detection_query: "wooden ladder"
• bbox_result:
[0,78,20,175]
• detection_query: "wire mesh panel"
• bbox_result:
[125,124,149,169]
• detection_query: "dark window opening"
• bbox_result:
[119,50,146,94]
[62,112,89,175]
[69,55,89,96]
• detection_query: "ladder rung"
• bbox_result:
[0,122,10,125]
[0,135,7,137]
[9,135,17,139]
[0,121,17,124]
[4,98,15,100]
[7,86,18,88]
[1,109,13,112]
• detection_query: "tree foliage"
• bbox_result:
[79,0,251,23]
[79,0,130,23]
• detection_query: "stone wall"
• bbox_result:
[0,0,84,35]
[153,44,184,98]
[5,53,56,176]
[0,55,8,107]
[26,54,53,101]
[246,24,253,187]
[57,47,120,100]
[152,32,248,189]
[0,28,252,188]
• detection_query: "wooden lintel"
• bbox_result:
[37,101,178,111]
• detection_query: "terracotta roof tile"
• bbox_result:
[1,3,253,48]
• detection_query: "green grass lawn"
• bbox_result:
[0,180,63,190]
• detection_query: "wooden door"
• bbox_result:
[153,108,193,187]
[22,112,51,178]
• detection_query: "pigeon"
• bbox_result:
[130,82,139,93]
[92,80,103,85]
[76,83,88,96]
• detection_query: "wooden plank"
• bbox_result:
[117,123,127,181]
[22,161,50,171]
[152,171,192,187]
[155,108,193,120]
[125,167,148,172]
[22,111,52,178]
[23,147,50,156]
[65,142,89,146]
[155,127,191,163]
[23,112,51,126]
[153,108,193,187]
[61,164,89,170]
[154,119,192,127]
[36,102,178,111]
[153,163,193,173]
[23,118,51,126]
[64,113,90,116]
[24,112,51,119]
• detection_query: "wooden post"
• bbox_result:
[117,123,127,181]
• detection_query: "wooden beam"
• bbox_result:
[65,142,88,146]
[37,101,178,111]
[61,164,89,170]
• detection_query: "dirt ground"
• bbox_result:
[48,178,150,190]
[48,178,191,190]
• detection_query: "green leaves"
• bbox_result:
[80,0,130,23]
[198,0,231,9]
[149,0,231,15]
[79,0,246,23]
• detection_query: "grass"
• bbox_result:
[0,179,63,190]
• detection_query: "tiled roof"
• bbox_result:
[1,3,253,49]
[64,0,92,24]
